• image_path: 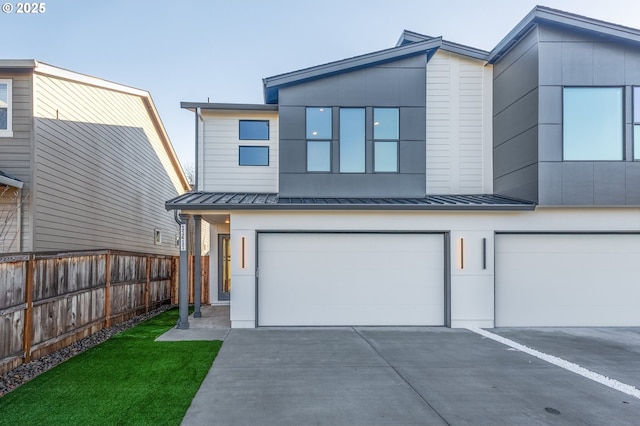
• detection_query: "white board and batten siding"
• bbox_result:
[426,50,493,195]
[32,73,186,255]
[200,111,278,193]
[0,71,33,252]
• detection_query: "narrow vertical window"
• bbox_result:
[634,87,640,160]
[374,108,399,172]
[0,80,12,137]
[339,108,365,173]
[306,107,331,172]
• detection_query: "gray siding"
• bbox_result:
[536,24,640,205]
[32,73,184,255]
[278,56,427,198]
[493,28,539,202]
[0,70,33,252]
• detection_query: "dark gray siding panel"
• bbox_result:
[492,28,539,203]
[536,24,640,206]
[279,55,427,198]
[561,162,594,205]
[538,162,562,205]
[400,141,426,174]
[493,163,538,202]
[493,127,538,179]
[593,162,626,205]
[626,163,640,204]
[279,173,425,198]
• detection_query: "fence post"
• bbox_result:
[23,254,35,363]
[105,252,111,328]
[145,256,151,313]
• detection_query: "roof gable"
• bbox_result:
[262,37,442,104]
[396,30,490,61]
[488,5,640,64]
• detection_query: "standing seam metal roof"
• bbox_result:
[166,192,535,211]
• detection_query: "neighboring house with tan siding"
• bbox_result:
[0,60,190,255]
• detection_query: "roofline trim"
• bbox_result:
[262,37,442,103]
[0,59,37,69]
[396,31,490,60]
[181,102,278,112]
[166,202,535,212]
[488,5,640,63]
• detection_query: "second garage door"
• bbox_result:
[496,234,640,327]
[257,232,445,326]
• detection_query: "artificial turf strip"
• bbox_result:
[0,308,221,426]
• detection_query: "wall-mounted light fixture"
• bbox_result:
[482,238,487,270]
[457,237,464,270]
[154,229,162,245]
[241,237,246,269]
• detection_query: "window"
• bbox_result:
[634,87,640,160]
[239,120,269,140]
[306,107,331,172]
[239,146,269,166]
[306,107,331,139]
[373,108,399,172]
[307,141,331,172]
[563,87,623,161]
[0,80,12,137]
[339,108,365,173]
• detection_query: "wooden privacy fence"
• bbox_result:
[0,250,179,375]
[170,255,210,305]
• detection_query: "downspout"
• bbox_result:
[194,107,200,191]
[16,188,21,252]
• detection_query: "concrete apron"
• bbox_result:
[181,326,640,426]
[156,305,230,341]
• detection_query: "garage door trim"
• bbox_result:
[255,230,451,327]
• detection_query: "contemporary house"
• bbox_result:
[168,6,640,328]
[0,61,190,255]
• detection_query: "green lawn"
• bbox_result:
[0,308,221,426]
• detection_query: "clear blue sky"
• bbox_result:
[2,0,639,169]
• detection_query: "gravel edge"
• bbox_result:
[0,304,175,397]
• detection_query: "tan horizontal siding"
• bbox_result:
[32,73,183,255]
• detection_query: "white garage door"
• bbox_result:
[496,234,640,327]
[257,233,445,326]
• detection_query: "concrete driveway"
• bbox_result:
[182,327,640,425]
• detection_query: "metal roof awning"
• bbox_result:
[166,192,535,211]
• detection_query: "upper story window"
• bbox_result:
[0,80,13,137]
[563,87,623,161]
[306,107,331,172]
[339,108,365,173]
[373,108,399,172]
[239,120,269,140]
[239,146,269,166]
[634,87,640,160]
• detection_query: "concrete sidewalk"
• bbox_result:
[181,326,640,425]
[156,305,230,342]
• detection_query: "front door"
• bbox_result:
[218,234,231,301]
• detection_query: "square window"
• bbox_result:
[239,120,269,140]
[374,141,398,172]
[306,107,332,139]
[239,146,269,166]
[563,87,623,161]
[374,108,399,140]
[307,141,331,172]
